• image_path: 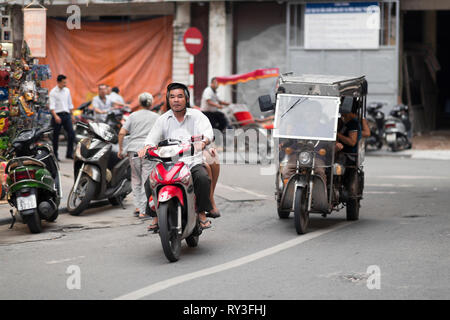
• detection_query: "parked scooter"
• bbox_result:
[6,127,62,233]
[105,106,131,135]
[145,136,205,262]
[384,104,412,152]
[73,101,95,142]
[67,121,131,216]
[365,102,386,150]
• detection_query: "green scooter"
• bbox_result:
[6,127,62,233]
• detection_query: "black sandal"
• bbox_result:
[199,219,212,229]
[147,222,159,232]
[206,210,221,219]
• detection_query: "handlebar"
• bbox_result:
[145,135,204,160]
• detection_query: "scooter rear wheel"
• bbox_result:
[24,211,42,234]
[158,200,181,262]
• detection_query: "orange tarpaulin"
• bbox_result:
[41,17,173,109]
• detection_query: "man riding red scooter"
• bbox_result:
[138,82,215,262]
[139,83,214,229]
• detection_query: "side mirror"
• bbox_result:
[258,95,275,112]
[340,96,353,114]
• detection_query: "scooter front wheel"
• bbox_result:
[158,200,181,262]
[67,174,97,216]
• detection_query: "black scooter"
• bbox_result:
[384,104,412,151]
[365,102,386,150]
[67,120,131,216]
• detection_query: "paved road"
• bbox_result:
[0,156,449,300]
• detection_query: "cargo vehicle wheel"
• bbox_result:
[294,187,309,234]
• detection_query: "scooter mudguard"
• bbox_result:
[82,164,101,182]
[157,185,184,208]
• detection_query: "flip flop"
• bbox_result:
[147,223,159,233]
[206,210,221,219]
[133,210,140,217]
[199,219,212,229]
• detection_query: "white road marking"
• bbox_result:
[366,184,413,187]
[232,186,267,198]
[375,176,450,180]
[365,191,398,194]
[216,183,268,199]
[45,256,85,265]
[114,222,351,300]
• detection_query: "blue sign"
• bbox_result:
[306,2,379,14]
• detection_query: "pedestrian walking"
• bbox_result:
[49,74,75,161]
[118,92,159,218]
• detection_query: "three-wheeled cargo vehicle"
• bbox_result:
[259,74,367,234]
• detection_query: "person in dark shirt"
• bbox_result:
[337,112,361,160]
[336,112,362,198]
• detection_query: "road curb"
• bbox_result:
[0,199,113,227]
[366,152,412,158]
[0,206,68,227]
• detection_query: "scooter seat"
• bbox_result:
[6,157,46,173]
[107,147,121,170]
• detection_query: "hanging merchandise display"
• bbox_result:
[0,40,52,162]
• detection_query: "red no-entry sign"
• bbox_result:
[183,27,204,56]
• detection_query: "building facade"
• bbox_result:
[5,0,450,132]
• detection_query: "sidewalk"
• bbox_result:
[366,130,450,160]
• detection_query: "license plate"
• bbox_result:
[17,195,37,211]
[386,134,396,143]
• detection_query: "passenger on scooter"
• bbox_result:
[139,83,215,230]
[203,146,221,218]
[200,77,230,132]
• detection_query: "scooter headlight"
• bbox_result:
[299,151,312,165]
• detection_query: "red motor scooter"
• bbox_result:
[145,136,204,262]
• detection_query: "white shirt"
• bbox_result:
[49,86,74,113]
[108,92,125,105]
[92,95,112,121]
[200,86,220,112]
[145,108,214,168]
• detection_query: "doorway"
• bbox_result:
[436,11,450,129]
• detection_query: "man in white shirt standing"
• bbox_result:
[91,84,112,121]
[49,74,75,161]
[200,77,229,132]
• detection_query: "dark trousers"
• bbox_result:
[51,112,75,159]
[203,111,228,132]
[191,164,213,213]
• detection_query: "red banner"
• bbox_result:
[216,68,279,86]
